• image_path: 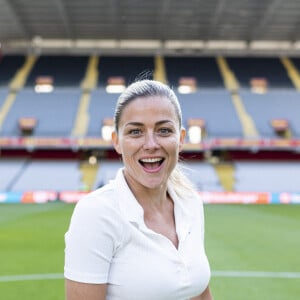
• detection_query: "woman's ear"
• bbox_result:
[179,127,186,152]
[112,131,122,154]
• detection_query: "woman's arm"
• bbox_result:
[191,285,213,300]
[65,279,107,300]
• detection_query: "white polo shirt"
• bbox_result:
[64,168,211,300]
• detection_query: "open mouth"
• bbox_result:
[139,157,164,171]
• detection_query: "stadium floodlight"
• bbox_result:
[35,76,54,93]
[101,125,113,141]
[250,78,268,94]
[178,85,194,94]
[101,118,114,142]
[106,85,126,94]
[106,76,126,94]
[35,84,54,93]
[88,155,97,165]
[178,77,197,94]
[187,118,206,144]
[188,125,202,144]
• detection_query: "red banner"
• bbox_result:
[199,191,270,204]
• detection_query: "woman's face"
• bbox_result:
[112,96,186,191]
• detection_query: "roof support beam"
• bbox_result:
[3,0,30,38]
[53,0,73,38]
[250,0,282,39]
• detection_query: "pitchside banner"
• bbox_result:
[199,192,300,204]
[199,192,270,204]
[1,191,300,204]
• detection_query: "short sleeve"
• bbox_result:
[200,197,205,243]
[64,194,122,284]
[195,191,205,244]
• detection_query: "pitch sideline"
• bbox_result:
[1,271,300,282]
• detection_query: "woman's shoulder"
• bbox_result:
[71,182,121,222]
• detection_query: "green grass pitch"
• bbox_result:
[0,203,299,300]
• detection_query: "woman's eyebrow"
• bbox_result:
[156,120,174,126]
[125,120,174,127]
[124,122,144,127]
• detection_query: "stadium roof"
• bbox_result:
[1,0,300,56]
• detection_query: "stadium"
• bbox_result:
[0,1,300,299]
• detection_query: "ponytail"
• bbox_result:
[168,164,197,199]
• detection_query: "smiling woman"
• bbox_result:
[64,80,213,300]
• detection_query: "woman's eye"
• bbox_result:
[129,129,142,136]
[159,128,172,135]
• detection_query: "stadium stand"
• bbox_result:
[180,161,224,192]
[280,57,300,90]
[165,56,224,88]
[178,89,244,138]
[88,88,117,137]
[0,55,26,87]
[226,57,294,89]
[93,160,123,189]
[25,55,88,87]
[0,54,300,196]
[10,159,82,192]
[0,88,9,106]
[234,161,300,192]
[239,89,300,137]
[0,158,28,191]
[290,57,300,84]
[0,88,82,136]
[98,56,154,86]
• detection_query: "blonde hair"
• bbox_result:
[114,79,196,198]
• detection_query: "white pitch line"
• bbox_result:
[1,271,300,283]
[212,271,300,279]
[0,273,64,282]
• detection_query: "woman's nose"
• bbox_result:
[143,133,159,150]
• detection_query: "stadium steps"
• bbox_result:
[0,55,37,131]
[214,162,235,192]
[231,93,260,138]
[216,56,240,91]
[71,92,91,137]
[0,92,17,132]
[280,57,300,91]
[72,55,99,137]
[80,55,99,91]
[9,55,37,91]
[217,56,259,138]
[5,158,30,191]
[79,161,99,190]
[153,55,167,84]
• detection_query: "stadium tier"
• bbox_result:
[25,55,88,87]
[1,88,82,136]
[179,89,244,137]
[165,56,224,88]
[234,161,300,193]
[226,57,294,89]
[0,54,300,201]
[0,55,26,87]
[0,54,300,140]
[97,56,155,86]
[239,89,300,137]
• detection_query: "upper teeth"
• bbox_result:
[140,158,162,163]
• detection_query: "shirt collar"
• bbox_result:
[167,182,194,242]
[114,168,194,235]
[114,168,144,225]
